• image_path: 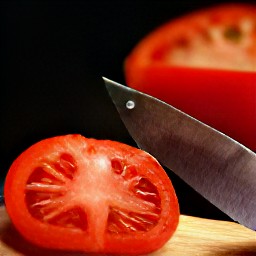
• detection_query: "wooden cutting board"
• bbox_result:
[0,206,255,256]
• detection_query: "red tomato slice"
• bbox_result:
[4,134,179,254]
[124,4,256,151]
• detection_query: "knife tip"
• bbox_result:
[102,76,109,82]
[102,76,117,85]
[102,76,124,90]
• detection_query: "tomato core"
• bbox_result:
[25,151,162,232]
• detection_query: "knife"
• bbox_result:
[103,77,256,231]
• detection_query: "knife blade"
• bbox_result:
[103,77,256,231]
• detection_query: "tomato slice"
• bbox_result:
[124,4,256,151]
[4,134,179,254]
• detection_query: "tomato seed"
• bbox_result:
[223,26,242,42]
[122,165,138,180]
[111,158,124,174]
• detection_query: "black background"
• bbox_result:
[1,0,255,220]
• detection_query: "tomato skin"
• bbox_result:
[4,134,179,254]
[124,4,256,151]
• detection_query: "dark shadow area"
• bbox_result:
[1,0,255,223]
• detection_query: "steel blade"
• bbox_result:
[103,77,256,230]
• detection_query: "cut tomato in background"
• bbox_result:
[4,134,179,254]
[124,4,256,151]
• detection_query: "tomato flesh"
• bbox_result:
[124,4,256,151]
[4,134,179,254]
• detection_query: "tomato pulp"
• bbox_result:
[124,4,256,151]
[4,134,179,254]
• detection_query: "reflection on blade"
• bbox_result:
[103,77,256,231]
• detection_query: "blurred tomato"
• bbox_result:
[124,4,256,151]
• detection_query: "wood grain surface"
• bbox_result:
[0,206,255,256]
